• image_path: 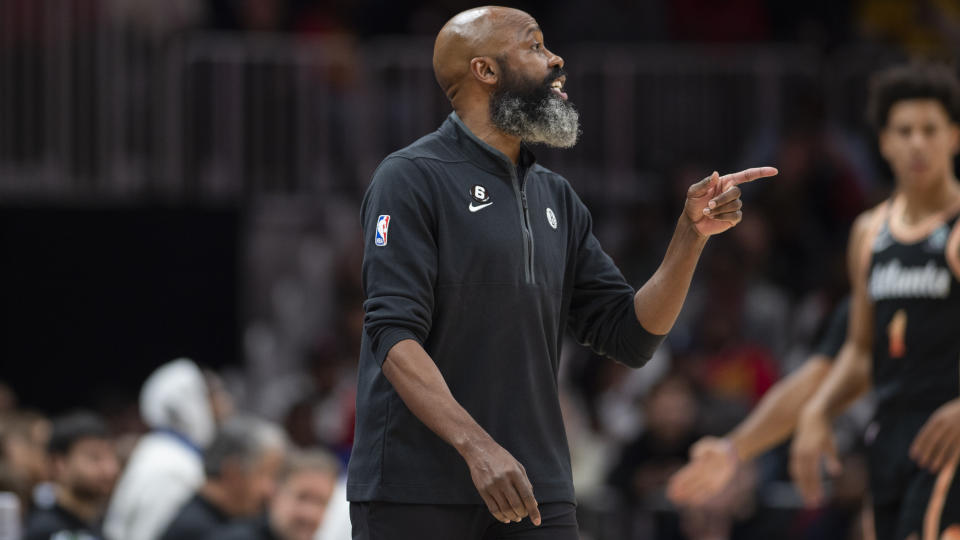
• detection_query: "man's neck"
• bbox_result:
[56,485,101,523]
[898,171,960,224]
[199,482,239,517]
[456,107,522,164]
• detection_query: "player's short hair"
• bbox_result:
[867,61,960,131]
[278,448,341,486]
[203,416,286,478]
[47,411,110,457]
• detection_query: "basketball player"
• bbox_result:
[792,62,960,540]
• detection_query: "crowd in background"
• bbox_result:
[0,130,888,540]
[0,359,346,540]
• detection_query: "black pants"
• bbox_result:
[350,502,579,540]
[868,411,960,540]
[871,460,960,540]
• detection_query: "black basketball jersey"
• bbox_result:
[866,196,960,416]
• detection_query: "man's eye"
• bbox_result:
[533,42,541,50]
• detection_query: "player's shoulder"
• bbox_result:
[851,198,892,238]
[847,198,894,277]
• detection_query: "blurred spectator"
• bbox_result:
[691,246,780,408]
[607,373,705,538]
[210,448,340,540]
[0,462,30,522]
[607,372,761,538]
[104,359,225,540]
[0,383,16,415]
[608,373,702,505]
[0,411,52,510]
[279,342,356,462]
[205,370,237,428]
[24,411,118,540]
[0,490,22,540]
[312,477,350,540]
[159,416,287,540]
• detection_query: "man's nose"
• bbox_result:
[909,131,927,148]
[546,48,564,70]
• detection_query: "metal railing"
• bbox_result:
[0,0,897,203]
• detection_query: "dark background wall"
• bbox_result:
[0,206,240,413]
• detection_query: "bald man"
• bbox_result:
[348,6,777,540]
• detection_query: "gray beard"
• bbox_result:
[490,94,580,149]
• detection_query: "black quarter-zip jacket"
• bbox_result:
[348,112,662,505]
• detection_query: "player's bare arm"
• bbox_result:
[909,221,960,473]
[667,355,834,506]
[911,398,960,473]
[790,209,878,507]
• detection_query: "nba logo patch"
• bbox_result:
[375,215,390,246]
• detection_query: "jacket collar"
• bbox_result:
[441,111,536,177]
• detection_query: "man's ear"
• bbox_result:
[470,56,498,87]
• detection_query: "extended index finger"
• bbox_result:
[721,166,778,186]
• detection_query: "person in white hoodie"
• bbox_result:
[103,358,226,540]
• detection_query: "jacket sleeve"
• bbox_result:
[566,192,664,368]
[360,156,438,366]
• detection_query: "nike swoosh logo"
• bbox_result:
[468,201,493,213]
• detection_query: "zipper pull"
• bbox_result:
[521,191,528,210]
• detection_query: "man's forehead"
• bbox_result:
[889,98,951,120]
[501,10,537,33]
[520,22,542,39]
[487,9,539,41]
[490,20,541,50]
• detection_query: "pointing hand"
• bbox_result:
[685,167,778,237]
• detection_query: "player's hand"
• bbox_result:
[666,436,740,506]
[462,438,541,526]
[910,398,960,473]
[684,167,778,237]
[790,411,842,507]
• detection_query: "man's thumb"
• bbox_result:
[688,171,719,198]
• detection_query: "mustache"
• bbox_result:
[542,67,566,86]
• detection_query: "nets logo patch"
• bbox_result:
[375,215,390,246]
[546,208,558,229]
